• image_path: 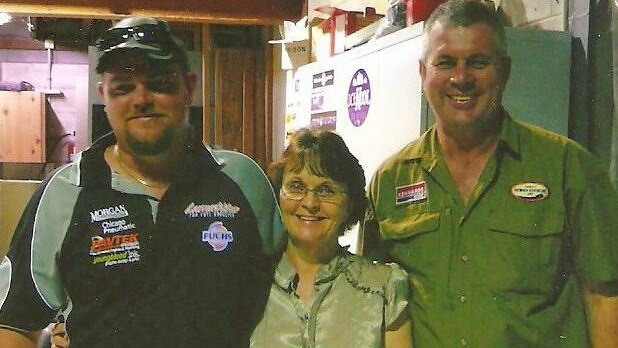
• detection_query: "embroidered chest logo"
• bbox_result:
[184,202,240,218]
[395,181,427,205]
[511,182,549,202]
[90,233,141,266]
[90,204,129,222]
[202,221,234,252]
[101,219,136,234]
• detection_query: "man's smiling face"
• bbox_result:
[98,51,195,156]
[420,22,510,134]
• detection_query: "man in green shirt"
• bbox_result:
[361,0,618,346]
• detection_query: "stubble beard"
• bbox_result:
[126,127,176,156]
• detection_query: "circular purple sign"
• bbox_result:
[347,69,371,127]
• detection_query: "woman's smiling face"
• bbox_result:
[279,167,349,249]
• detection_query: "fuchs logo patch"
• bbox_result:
[202,221,234,252]
[396,181,427,205]
[184,202,240,218]
[90,205,128,222]
[511,182,549,202]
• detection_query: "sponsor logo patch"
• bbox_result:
[184,202,240,218]
[91,250,140,266]
[202,221,234,252]
[90,233,140,255]
[90,204,129,222]
[511,182,549,202]
[396,181,427,205]
[90,233,141,266]
[101,219,136,234]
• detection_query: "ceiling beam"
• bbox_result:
[0,0,304,25]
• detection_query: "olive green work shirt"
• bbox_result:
[362,116,618,347]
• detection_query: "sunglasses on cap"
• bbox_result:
[96,24,178,52]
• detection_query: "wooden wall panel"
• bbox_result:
[201,24,212,145]
[242,51,256,158]
[206,26,274,170]
[0,92,46,163]
[0,0,303,25]
[215,49,245,153]
[258,26,273,169]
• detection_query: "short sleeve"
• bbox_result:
[360,170,390,262]
[384,262,410,330]
[216,149,285,255]
[565,141,618,285]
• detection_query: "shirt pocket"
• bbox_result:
[484,208,566,288]
[378,211,441,241]
[377,211,443,273]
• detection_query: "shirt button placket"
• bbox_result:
[452,209,471,348]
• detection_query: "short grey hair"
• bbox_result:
[421,0,511,61]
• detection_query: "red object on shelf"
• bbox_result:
[317,7,357,56]
[315,6,380,56]
[406,0,445,26]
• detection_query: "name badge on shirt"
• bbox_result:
[511,182,549,202]
[395,181,427,205]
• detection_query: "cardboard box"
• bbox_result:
[282,37,311,70]
[271,16,312,70]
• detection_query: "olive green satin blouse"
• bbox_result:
[250,249,410,348]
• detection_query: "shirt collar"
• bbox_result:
[397,126,439,172]
[273,248,351,291]
[78,130,222,187]
[496,112,522,159]
[402,111,522,168]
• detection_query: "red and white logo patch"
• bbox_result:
[395,181,427,205]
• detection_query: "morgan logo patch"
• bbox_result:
[202,221,234,252]
[396,181,427,205]
[90,204,128,222]
[511,182,549,202]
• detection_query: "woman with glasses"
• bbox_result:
[251,128,413,348]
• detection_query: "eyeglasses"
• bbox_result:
[280,181,346,203]
[97,25,176,51]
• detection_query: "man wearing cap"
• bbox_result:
[0,17,283,348]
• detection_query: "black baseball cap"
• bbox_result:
[96,17,189,73]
